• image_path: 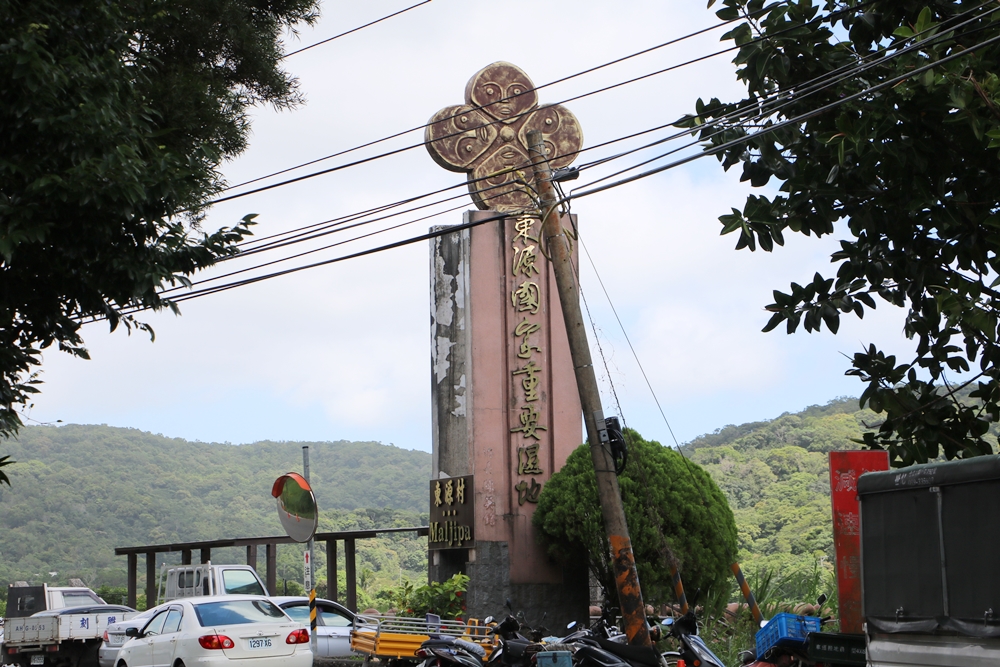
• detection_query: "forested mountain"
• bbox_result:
[685,397,885,602]
[1,396,974,612]
[0,425,431,605]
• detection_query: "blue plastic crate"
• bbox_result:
[755,612,822,657]
[535,652,572,667]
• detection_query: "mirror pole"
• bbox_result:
[303,445,318,655]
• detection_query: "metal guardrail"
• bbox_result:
[351,615,496,660]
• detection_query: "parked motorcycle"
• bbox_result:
[542,605,663,667]
[659,612,727,667]
[416,635,488,667]
[485,601,549,667]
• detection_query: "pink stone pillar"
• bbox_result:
[430,211,586,625]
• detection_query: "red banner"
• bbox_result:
[829,450,889,633]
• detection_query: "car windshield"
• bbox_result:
[194,600,287,627]
[63,592,100,606]
[282,605,311,623]
[221,570,265,595]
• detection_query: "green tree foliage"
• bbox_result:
[0,0,319,437]
[392,573,468,619]
[533,430,737,605]
[687,398,880,604]
[0,425,430,589]
[682,0,1000,467]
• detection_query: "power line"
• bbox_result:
[283,1,433,59]
[219,7,761,195]
[228,120,683,256]
[212,0,874,206]
[572,16,1000,202]
[89,4,997,319]
[214,0,959,266]
[158,180,524,296]
[572,0,1000,195]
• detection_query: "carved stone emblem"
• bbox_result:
[425,62,583,212]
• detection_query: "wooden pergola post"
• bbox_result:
[127,553,137,608]
[266,543,277,595]
[326,539,337,603]
[145,552,157,610]
[345,538,357,611]
[247,544,258,570]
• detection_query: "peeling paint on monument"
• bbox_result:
[430,227,472,480]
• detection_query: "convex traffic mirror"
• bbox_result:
[271,472,318,543]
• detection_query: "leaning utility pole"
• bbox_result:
[526,130,651,647]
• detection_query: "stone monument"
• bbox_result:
[426,62,589,626]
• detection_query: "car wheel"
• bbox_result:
[116,661,128,667]
[173,661,185,667]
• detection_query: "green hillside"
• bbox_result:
[0,425,431,606]
[685,397,880,604]
[2,396,973,614]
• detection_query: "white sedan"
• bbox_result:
[115,595,311,667]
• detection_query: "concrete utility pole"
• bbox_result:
[526,130,651,647]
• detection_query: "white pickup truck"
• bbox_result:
[155,562,266,604]
[2,584,138,667]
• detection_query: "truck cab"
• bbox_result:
[5,586,105,618]
[157,563,266,604]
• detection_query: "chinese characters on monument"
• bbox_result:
[510,214,546,505]
[429,475,475,549]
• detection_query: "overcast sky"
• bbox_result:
[25,0,914,451]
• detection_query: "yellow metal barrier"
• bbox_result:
[350,616,497,661]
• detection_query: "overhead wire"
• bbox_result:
[571,0,1000,195]
[229,119,684,257]
[209,0,878,206]
[207,0,960,272]
[571,6,1000,202]
[87,2,997,319]
[218,3,774,195]
[282,0,433,59]
[155,179,525,297]
[206,0,899,260]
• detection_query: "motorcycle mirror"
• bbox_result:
[760,619,769,629]
[484,616,494,625]
[506,598,513,612]
[662,618,674,627]
[817,593,828,606]
[566,621,577,630]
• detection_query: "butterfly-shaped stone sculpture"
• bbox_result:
[425,62,583,212]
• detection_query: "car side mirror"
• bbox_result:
[125,627,141,638]
[566,621,577,630]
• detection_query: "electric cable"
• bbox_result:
[220,3,782,195]
[86,4,998,319]
[218,0,918,261]
[572,0,1000,194]
[209,0,873,206]
[157,179,524,296]
[283,1,433,59]
[570,19,1000,202]
[219,1,970,267]
[230,120,682,256]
